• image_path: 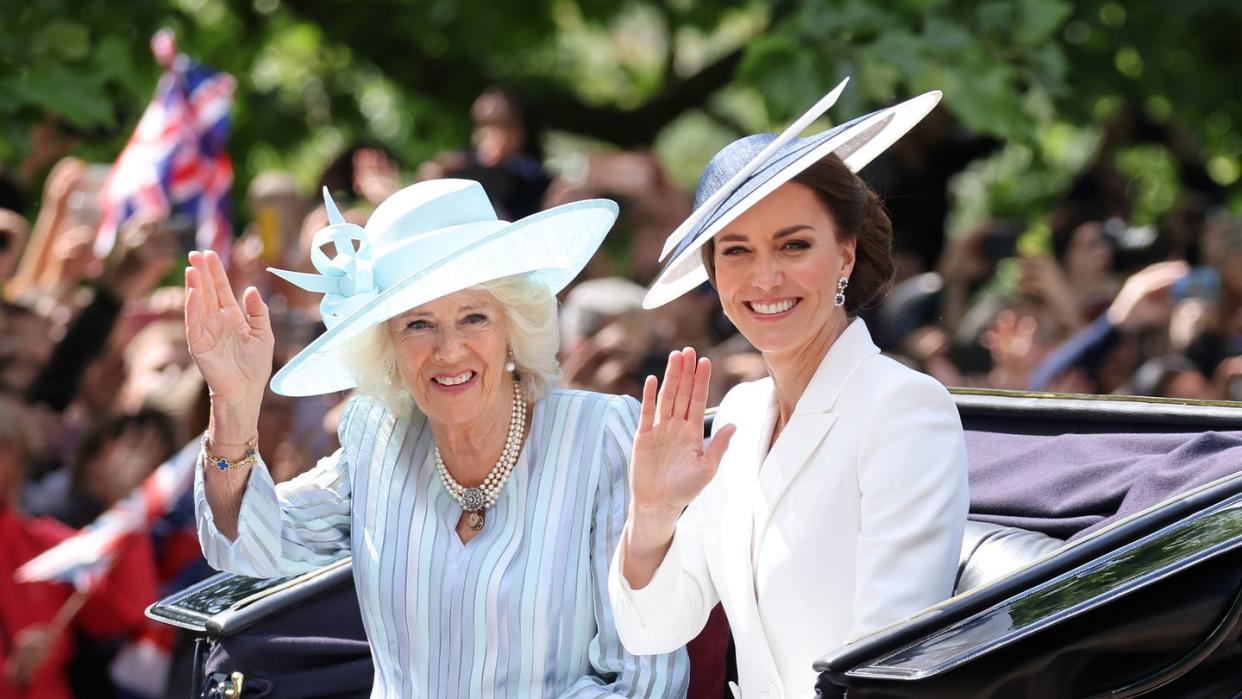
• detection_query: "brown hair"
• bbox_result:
[701,154,895,314]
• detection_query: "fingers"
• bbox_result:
[671,346,697,421]
[184,268,204,345]
[188,251,219,315]
[689,356,713,427]
[242,286,271,336]
[655,350,682,420]
[705,423,736,470]
[637,375,658,433]
[205,249,239,310]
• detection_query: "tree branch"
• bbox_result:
[521,48,745,147]
[282,1,745,147]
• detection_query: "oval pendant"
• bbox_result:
[467,511,485,531]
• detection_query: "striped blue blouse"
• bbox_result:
[195,389,689,697]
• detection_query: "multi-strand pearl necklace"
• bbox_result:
[435,380,527,531]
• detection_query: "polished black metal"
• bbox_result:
[1084,577,1242,698]
[838,495,1242,680]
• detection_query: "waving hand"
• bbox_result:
[630,348,736,514]
[185,250,274,416]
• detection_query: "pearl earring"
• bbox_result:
[504,350,516,373]
[834,276,849,307]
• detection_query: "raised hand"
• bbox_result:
[630,347,736,515]
[1107,260,1189,332]
[185,250,274,436]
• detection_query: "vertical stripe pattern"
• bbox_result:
[195,390,689,697]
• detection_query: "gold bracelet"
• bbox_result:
[202,433,259,472]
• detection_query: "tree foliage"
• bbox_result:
[1,0,1238,219]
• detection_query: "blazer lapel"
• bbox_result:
[753,412,838,535]
[717,380,782,685]
[752,319,878,539]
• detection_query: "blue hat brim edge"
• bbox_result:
[642,90,943,309]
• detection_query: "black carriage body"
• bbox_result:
[149,391,1242,698]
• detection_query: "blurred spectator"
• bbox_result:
[545,150,692,285]
[863,106,1001,278]
[560,278,653,397]
[419,87,550,219]
[1051,220,1120,320]
[560,277,648,355]
[319,145,402,210]
[0,209,30,289]
[936,221,1011,339]
[1053,108,1225,263]
[1126,355,1213,400]
[1202,212,1242,345]
[6,158,98,302]
[24,216,176,415]
[0,396,158,699]
[1215,356,1242,402]
[0,301,56,395]
[119,320,198,413]
[247,171,308,268]
[44,410,177,529]
[1027,261,1190,392]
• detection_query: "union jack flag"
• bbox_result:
[15,439,206,697]
[16,439,202,591]
[94,28,235,259]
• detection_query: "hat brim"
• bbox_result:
[643,90,942,309]
[270,199,618,397]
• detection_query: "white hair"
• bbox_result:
[339,274,561,418]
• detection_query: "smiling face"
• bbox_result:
[386,288,512,428]
[711,181,856,356]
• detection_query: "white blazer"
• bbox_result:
[609,319,969,697]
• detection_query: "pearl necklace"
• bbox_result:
[435,381,526,531]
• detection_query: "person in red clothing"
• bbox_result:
[0,395,158,698]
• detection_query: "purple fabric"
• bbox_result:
[205,582,373,698]
[963,418,1242,541]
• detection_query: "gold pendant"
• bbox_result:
[467,510,485,530]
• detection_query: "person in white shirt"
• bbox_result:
[609,79,970,698]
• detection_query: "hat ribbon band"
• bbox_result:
[268,222,380,328]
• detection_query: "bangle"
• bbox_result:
[202,433,259,472]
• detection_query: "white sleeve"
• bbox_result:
[607,387,742,656]
[848,374,970,640]
[607,501,719,656]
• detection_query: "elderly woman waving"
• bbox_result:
[188,180,688,697]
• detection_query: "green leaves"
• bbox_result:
[732,0,1075,143]
[8,65,114,129]
[738,34,825,121]
[0,0,1236,227]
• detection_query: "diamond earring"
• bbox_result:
[834,276,849,307]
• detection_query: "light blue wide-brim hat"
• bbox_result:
[267,179,618,396]
[643,77,942,309]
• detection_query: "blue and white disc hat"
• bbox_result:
[643,77,942,309]
[267,179,618,397]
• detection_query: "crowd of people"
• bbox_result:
[1,86,1240,696]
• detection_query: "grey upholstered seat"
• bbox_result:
[954,520,1064,594]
